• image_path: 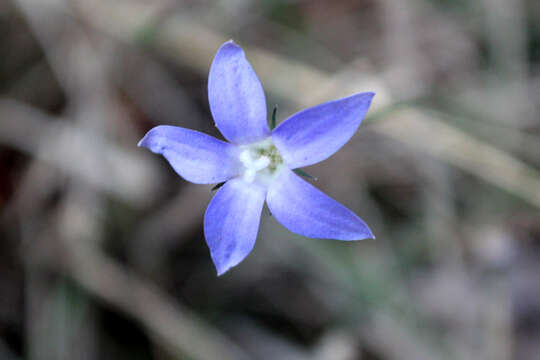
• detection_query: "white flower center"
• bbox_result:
[238,138,284,186]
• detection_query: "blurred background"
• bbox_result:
[1,0,539,359]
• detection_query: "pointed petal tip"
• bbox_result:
[219,39,241,52]
[355,91,375,102]
[216,264,232,276]
[137,126,164,149]
[267,169,376,241]
[364,231,376,240]
[136,125,240,184]
[272,91,376,168]
[212,252,243,276]
[137,137,145,148]
[137,132,150,148]
[212,254,236,276]
[204,179,265,276]
[209,39,268,144]
[342,226,375,241]
[348,92,375,107]
[354,225,375,241]
[210,239,252,276]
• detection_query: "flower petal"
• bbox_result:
[266,168,374,240]
[138,125,239,184]
[204,179,266,275]
[272,92,374,168]
[208,41,269,144]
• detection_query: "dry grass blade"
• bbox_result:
[76,0,540,209]
[373,108,540,208]
[0,99,161,205]
[66,244,251,360]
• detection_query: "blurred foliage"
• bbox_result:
[1,0,540,360]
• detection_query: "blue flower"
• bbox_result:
[139,41,375,275]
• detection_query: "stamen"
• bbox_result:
[238,138,284,185]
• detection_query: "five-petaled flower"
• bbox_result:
[139,40,375,275]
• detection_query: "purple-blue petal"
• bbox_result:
[138,125,239,184]
[204,179,266,275]
[266,168,374,240]
[208,41,270,144]
[272,92,374,169]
